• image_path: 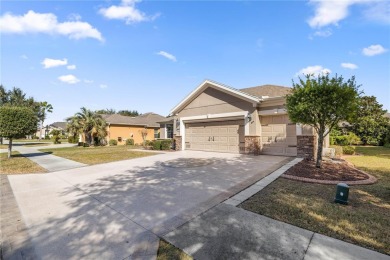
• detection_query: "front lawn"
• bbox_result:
[39,145,155,165]
[240,146,390,255]
[0,152,48,174]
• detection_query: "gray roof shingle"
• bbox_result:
[240,85,292,98]
[103,113,166,128]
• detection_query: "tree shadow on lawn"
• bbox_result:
[21,155,289,259]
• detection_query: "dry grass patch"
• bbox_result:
[39,145,154,165]
[0,152,47,174]
[0,144,8,149]
[240,146,390,255]
[157,240,192,260]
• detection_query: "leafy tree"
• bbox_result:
[38,101,53,140]
[118,110,140,117]
[349,96,389,145]
[0,107,39,158]
[286,74,360,168]
[66,107,107,145]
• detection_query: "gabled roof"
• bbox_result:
[170,80,261,115]
[103,112,166,128]
[49,122,67,130]
[240,85,292,98]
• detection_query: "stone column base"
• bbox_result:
[173,135,182,151]
[297,135,317,160]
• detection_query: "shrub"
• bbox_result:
[144,140,153,146]
[334,136,348,146]
[126,138,134,146]
[342,146,355,155]
[345,132,360,145]
[109,139,117,146]
[161,139,172,150]
[50,129,62,144]
[68,136,78,144]
[152,140,162,150]
[83,143,90,147]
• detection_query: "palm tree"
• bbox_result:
[66,107,107,146]
[39,101,53,140]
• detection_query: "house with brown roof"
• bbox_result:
[167,80,328,157]
[103,112,167,145]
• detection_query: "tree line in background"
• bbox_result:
[0,85,53,158]
[95,108,140,117]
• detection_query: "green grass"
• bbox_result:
[157,240,192,260]
[13,139,68,143]
[0,152,48,174]
[240,146,390,255]
[39,145,155,165]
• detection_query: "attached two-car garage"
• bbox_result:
[184,120,245,153]
[183,115,297,156]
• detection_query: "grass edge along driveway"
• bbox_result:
[0,152,48,174]
[39,145,155,165]
[240,146,390,256]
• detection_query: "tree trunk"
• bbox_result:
[316,132,324,168]
[8,138,12,159]
[39,120,43,140]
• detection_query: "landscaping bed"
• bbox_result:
[240,146,390,255]
[283,159,370,182]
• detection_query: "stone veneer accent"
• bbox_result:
[244,136,261,155]
[297,135,317,160]
[173,135,182,151]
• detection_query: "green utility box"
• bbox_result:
[335,183,349,205]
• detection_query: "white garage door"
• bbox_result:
[185,120,244,153]
[261,115,297,156]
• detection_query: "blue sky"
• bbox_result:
[1,0,389,124]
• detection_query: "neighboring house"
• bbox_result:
[35,122,67,138]
[167,80,328,157]
[102,112,167,145]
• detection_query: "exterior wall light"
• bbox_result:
[247,114,252,122]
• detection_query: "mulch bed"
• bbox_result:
[282,159,377,185]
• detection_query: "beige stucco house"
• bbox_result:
[164,80,327,157]
[102,113,167,145]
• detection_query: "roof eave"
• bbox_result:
[169,79,261,116]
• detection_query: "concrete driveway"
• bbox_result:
[5,151,290,259]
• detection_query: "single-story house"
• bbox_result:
[35,122,67,138]
[163,80,328,157]
[102,112,167,145]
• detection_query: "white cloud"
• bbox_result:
[156,51,177,62]
[362,44,388,56]
[363,1,390,24]
[308,0,390,29]
[296,65,331,77]
[99,0,159,24]
[0,10,103,41]
[58,74,80,84]
[314,29,332,37]
[84,79,94,84]
[99,84,108,89]
[308,0,356,28]
[41,58,67,68]
[67,65,76,70]
[341,63,358,69]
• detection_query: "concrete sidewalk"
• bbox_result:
[163,203,389,260]
[12,145,86,172]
